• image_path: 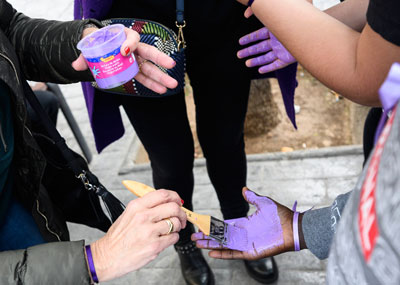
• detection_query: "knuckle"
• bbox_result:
[170,233,179,244]
[135,212,148,224]
[127,199,138,210]
[157,189,170,199]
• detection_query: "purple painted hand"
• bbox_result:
[192,188,295,260]
[237,27,296,74]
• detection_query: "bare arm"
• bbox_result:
[248,0,400,106]
[324,0,368,32]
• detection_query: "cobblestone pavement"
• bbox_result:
[8,1,357,284]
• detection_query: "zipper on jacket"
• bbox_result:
[36,200,61,241]
[0,120,7,152]
[0,52,20,86]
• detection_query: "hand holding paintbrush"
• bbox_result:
[122,180,248,248]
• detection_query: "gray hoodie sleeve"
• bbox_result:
[302,191,352,259]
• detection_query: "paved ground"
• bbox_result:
[7,1,362,284]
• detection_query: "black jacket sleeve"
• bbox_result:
[0,0,102,83]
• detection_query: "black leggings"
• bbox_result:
[109,0,262,242]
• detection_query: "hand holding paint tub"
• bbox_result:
[192,188,301,260]
[72,24,178,94]
[77,24,139,89]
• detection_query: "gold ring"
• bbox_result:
[165,219,174,235]
[139,59,148,70]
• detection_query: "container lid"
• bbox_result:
[77,24,126,58]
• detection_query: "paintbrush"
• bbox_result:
[122,180,247,246]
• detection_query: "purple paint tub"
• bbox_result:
[77,24,139,89]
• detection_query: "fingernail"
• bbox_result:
[181,199,184,205]
[239,38,247,45]
[124,46,130,55]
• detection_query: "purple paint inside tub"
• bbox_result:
[77,24,139,89]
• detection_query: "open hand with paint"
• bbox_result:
[72,25,178,94]
[237,27,296,74]
[192,188,305,260]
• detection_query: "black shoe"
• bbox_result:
[175,241,215,285]
[244,257,279,284]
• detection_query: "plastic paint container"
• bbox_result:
[77,24,139,89]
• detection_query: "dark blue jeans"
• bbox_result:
[0,196,45,251]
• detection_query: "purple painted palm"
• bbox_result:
[238,27,296,74]
[193,190,284,256]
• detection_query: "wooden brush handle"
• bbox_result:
[122,180,211,236]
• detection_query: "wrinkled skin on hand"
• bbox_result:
[237,27,296,74]
[192,188,294,260]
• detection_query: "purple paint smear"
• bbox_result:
[194,190,284,256]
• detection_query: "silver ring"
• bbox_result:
[165,219,174,235]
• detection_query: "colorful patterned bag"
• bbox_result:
[94,18,186,98]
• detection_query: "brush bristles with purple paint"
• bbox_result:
[122,180,248,248]
[209,216,248,249]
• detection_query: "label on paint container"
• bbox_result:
[85,47,135,79]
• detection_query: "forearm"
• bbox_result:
[5,10,100,83]
[324,0,368,32]
[0,241,91,284]
[250,0,398,106]
[301,192,351,259]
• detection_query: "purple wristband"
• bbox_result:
[292,201,300,251]
[85,245,99,283]
[248,0,255,6]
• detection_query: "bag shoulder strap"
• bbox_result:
[176,0,184,25]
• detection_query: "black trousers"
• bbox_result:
[108,0,262,242]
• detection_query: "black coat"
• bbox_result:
[0,0,100,283]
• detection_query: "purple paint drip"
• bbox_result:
[194,190,284,256]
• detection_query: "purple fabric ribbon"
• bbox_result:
[374,63,400,144]
[85,245,99,283]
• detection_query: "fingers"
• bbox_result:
[191,232,211,241]
[238,40,272,59]
[244,7,254,18]
[150,202,187,228]
[120,28,140,56]
[158,232,180,249]
[192,232,226,250]
[245,51,275,67]
[135,57,178,93]
[136,189,183,210]
[196,239,225,249]
[258,60,289,74]
[136,43,176,69]
[239,27,269,46]
[241,187,260,206]
[209,249,246,259]
[71,54,88,71]
[154,217,182,236]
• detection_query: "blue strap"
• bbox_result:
[176,0,185,25]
